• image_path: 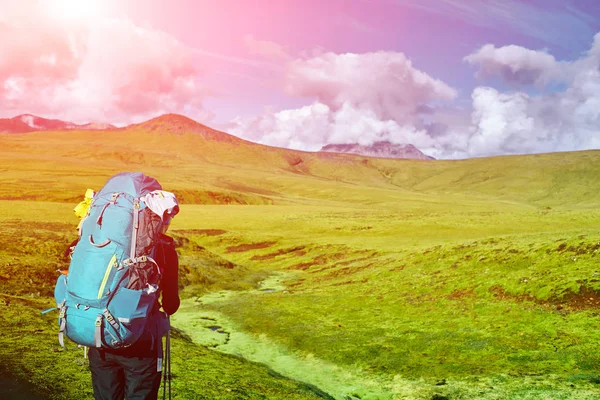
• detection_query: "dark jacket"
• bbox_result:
[156,234,180,316]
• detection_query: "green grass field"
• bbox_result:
[1,121,600,399]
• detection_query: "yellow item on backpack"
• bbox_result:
[74,189,95,229]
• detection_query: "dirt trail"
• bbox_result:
[171,272,397,400]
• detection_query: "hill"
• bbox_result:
[2,114,600,399]
[128,113,245,143]
[1,114,599,210]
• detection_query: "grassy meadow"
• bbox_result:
[1,117,600,399]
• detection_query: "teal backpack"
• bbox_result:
[54,172,167,349]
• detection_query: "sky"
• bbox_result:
[1,0,600,159]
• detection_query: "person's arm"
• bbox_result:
[159,235,180,315]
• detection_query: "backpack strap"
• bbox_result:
[89,235,111,248]
[94,314,103,347]
[96,193,121,227]
[58,301,68,349]
[103,309,120,333]
[130,198,141,259]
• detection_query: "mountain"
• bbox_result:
[0,114,115,133]
[0,117,36,133]
[14,114,76,130]
[320,141,435,160]
[1,109,599,210]
[127,114,244,144]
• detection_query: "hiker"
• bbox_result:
[87,208,180,400]
[54,173,180,400]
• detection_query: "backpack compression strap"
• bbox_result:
[58,301,67,348]
[130,198,140,259]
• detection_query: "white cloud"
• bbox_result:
[228,51,460,158]
[229,101,437,153]
[465,44,562,87]
[0,1,210,125]
[229,102,330,151]
[285,51,457,124]
[468,87,536,156]
[466,32,600,157]
[230,33,600,160]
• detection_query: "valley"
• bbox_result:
[1,118,600,399]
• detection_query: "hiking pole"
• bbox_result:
[167,316,172,400]
[162,352,166,400]
[162,324,167,400]
[162,316,172,400]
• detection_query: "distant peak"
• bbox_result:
[15,114,40,128]
[166,113,193,120]
[320,141,434,160]
[2,114,115,132]
[134,113,211,130]
[147,113,197,123]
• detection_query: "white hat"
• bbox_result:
[142,190,179,223]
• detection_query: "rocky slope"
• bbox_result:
[320,141,434,160]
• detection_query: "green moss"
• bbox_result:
[2,137,600,398]
[0,215,332,399]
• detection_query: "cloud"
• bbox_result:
[229,101,438,152]
[0,1,210,125]
[468,87,536,156]
[465,44,562,87]
[228,102,331,151]
[230,32,600,160]
[285,51,457,123]
[466,32,600,157]
[228,51,459,158]
[3,1,599,160]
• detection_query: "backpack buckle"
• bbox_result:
[95,316,102,327]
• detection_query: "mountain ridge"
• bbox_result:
[320,141,434,160]
[1,113,599,210]
[0,114,115,133]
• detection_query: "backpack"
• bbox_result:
[54,172,175,349]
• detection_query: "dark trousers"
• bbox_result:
[88,347,162,400]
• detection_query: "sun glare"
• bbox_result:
[44,0,103,21]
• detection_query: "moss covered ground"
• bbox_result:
[171,205,600,399]
[0,209,331,399]
[2,129,600,399]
